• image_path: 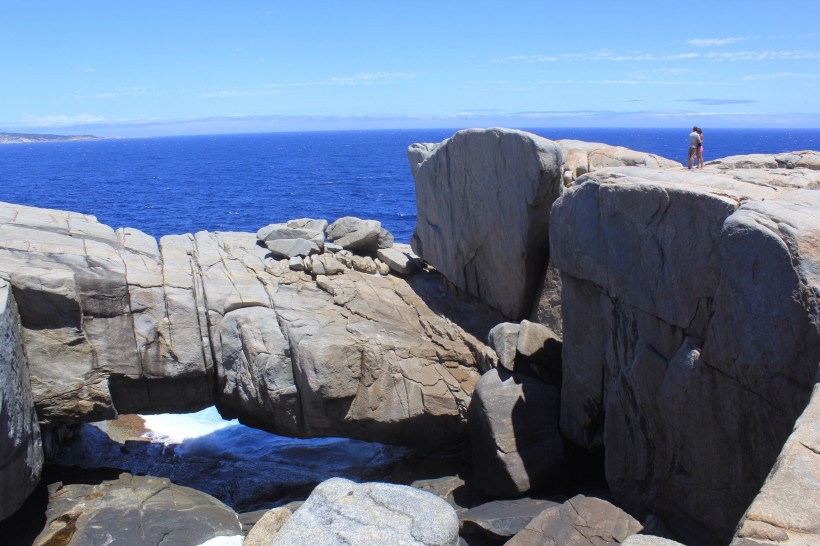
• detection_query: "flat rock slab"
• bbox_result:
[33,473,241,546]
[460,498,561,539]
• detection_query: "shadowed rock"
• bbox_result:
[0,280,42,521]
[550,166,820,544]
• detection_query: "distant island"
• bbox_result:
[0,131,98,144]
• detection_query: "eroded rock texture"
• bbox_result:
[0,202,502,449]
[551,166,820,544]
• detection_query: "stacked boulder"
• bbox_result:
[257,216,420,277]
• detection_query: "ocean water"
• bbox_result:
[1,128,818,243]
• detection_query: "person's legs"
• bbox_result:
[697,147,703,168]
[687,147,695,168]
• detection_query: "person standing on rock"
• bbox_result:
[687,126,700,169]
[696,127,704,168]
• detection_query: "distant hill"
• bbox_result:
[0,132,98,144]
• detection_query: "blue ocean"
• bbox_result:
[2,128,818,243]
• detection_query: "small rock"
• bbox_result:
[244,507,292,546]
[288,256,304,271]
[376,247,420,275]
[487,322,520,372]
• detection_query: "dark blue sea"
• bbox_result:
[1,128,818,243]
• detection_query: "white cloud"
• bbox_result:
[325,72,416,85]
[74,86,147,99]
[743,72,820,80]
[687,37,745,47]
[77,66,95,73]
[703,50,820,61]
[496,47,820,64]
[200,88,283,97]
[21,114,108,127]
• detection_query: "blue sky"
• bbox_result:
[1,1,819,136]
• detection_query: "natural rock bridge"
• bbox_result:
[2,129,819,545]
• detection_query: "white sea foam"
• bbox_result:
[197,536,244,546]
[141,406,239,445]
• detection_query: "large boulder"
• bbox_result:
[467,368,564,497]
[408,128,563,320]
[269,477,460,546]
[215,306,302,435]
[271,269,498,447]
[0,280,42,521]
[32,473,241,545]
[550,166,820,544]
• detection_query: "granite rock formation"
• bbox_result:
[408,128,564,320]
[0,202,501,450]
[1,132,819,546]
[550,165,820,544]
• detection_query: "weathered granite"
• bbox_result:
[32,473,241,546]
[0,280,42,521]
[550,167,820,544]
[408,128,563,320]
[270,477,460,546]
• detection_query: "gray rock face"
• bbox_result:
[506,494,643,546]
[550,167,820,544]
[0,280,42,521]
[270,477,460,546]
[732,383,820,545]
[467,368,564,497]
[32,473,241,546]
[408,128,564,320]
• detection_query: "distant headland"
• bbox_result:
[0,131,98,144]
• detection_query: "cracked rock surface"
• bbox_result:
[550,166,820,545]
[32,472,241,546]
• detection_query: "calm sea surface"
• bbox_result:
[1,128,818,243]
